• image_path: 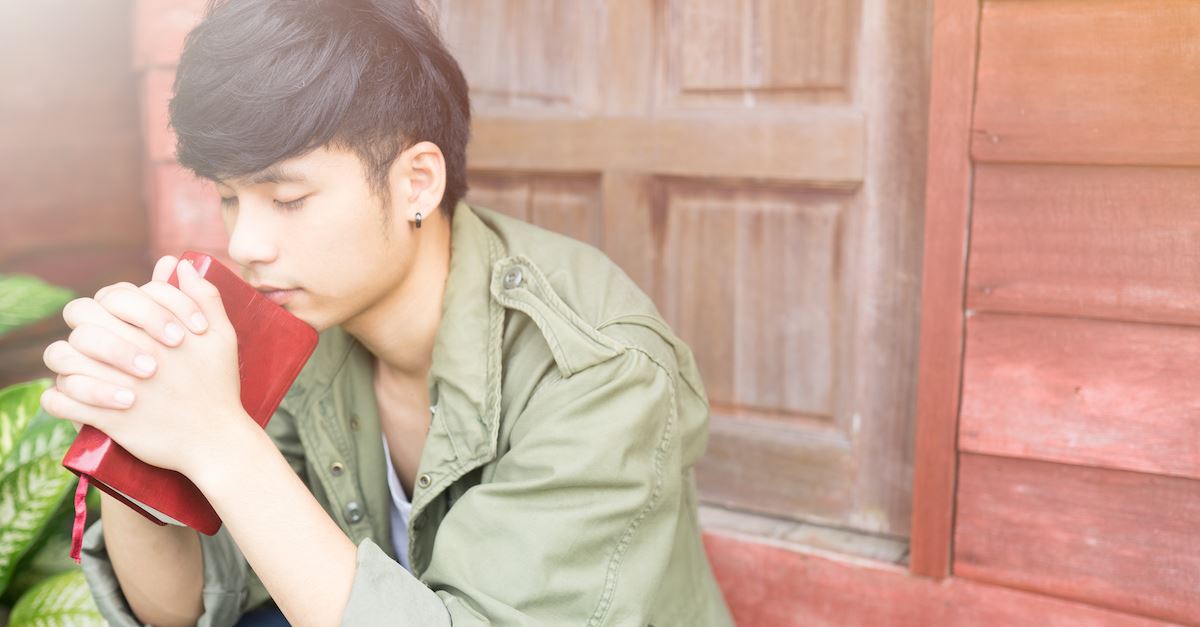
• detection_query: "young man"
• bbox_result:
[39,0,734,625]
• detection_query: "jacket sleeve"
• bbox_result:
[78,402,308,627]
[340,347,688,626]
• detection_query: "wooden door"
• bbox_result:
[440,0,931,540]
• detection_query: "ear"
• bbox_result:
[390,141,447,225]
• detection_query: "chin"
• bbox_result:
[297,306,354,333]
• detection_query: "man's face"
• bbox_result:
[214,145,415,332]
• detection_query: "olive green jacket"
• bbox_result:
[80,203,734,626]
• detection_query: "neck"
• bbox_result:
[341,213,452,390]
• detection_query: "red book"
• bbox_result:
[62,251,318,560]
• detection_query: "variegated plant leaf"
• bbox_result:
[3,500,79,605]
[8,569,104,627]
[0,274,73,337]
[0,379,52,467]
[0,417,77,594]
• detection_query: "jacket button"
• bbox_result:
[417,474,432,489]
[344,501,364,523]
[503,267,524,289]
[330,462,345,476]
[349,415,360,431]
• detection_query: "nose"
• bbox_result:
[225,204,279,268]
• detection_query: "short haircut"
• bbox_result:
[169,0,471,217]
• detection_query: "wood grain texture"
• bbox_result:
[910,0,979,579]
[455,0,926,540]
[967,164,1200,326]
[973,0,1200,166]
[655,182,841,416]
[840,0,930,542]
[961,313,1200,479]
[528,177,603,247]
[660,0,858,107]
[599,1,655,116]
[436,0,601,111]
[696,414,855,525]
[599,172,661,299]
[704,531,1177,627]
[463,172,532,222]
[465,172,602,247]
[467,114,865,185]
[955,453,1200,624]
[677,0,851,91]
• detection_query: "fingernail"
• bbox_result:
[114,389,135,407]
[165,322,185,344]
[134,354,156,375]
[190,312,208,332]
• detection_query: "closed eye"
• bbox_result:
[275,196,308,211]
[217,195,307,211]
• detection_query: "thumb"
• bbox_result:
[176,259,230,332]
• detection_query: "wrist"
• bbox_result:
[185,408,268,496]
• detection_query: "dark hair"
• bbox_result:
[169,0,471,217]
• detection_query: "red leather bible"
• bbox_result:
[61,251,318,561]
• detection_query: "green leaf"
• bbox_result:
[0,274,73,337]
[0,417,78,594]
[8,569,104,627]
[2,498,80,605]
[0,379,53,466]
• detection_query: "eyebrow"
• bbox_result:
[216,165,310,187]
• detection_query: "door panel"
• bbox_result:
[441,0,929,538]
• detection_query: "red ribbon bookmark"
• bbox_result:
[70,475,89,563]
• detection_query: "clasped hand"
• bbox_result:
[40,255,246,477]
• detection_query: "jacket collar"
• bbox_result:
[288,201,507,466]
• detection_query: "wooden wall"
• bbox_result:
[912,1,1195,624]
[0,1,147,388]
[950,2,1200,623]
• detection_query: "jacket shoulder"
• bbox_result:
[475,206,707,402]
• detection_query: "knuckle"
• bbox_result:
[67,325,88,346]
[97,290,120,308]
[94,282,133,300]
[69,376,107,406]
[59,374,84,397]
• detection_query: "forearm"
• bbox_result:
[190,412,357,627]
[100,492,205,626]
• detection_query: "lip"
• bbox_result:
[256,287,301,306]
[251,283,293,292]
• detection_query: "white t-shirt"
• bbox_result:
[380,435,413,571]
